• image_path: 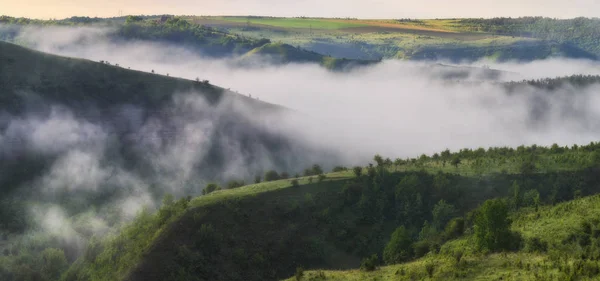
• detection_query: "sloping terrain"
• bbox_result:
[290,194,600,281]
[66,138,600,281]
[0,42,340,281]
[241,42,377,69]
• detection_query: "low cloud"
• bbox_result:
[2,25,600,263]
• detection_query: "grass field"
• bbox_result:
[212,17,368,30]
[190,16,544,61]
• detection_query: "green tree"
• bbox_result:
[383,226,413,264]
[202,183,220,195]
[352,166,363,177]
[444,217,465,240]
[311,164,323,175]
[451,156,461,168]
[432,200,457,230]
[360,254,379,271]
[41,248,68,281]
[474,199,514,252]
[373,154,384,166]
[264,170,280,181]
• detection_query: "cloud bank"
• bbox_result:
[2,25,600,262]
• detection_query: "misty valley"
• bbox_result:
[3,12,600,281]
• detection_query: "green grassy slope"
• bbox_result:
[68,140,600,281]
[290,194,600,281]
[0,40,277,114]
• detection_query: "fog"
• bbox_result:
[12,25,600,158]
[2,25,600,259]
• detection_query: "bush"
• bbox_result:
[318,174,326,182]
[352,166,362,177]
[264,170,280,182]
[444,217,465,240]
[332,166,348,172]
[525,237,548,253]
[295,266,304,280]
[384,226,413,264]
[254,175,261,184]
[413,240,431,258]
[280,172,290,179]
[202,183,220,195]
[227,180,245,189]
[291,179,299,187]
[425,261,435,278]
[360,254,379,272]
[453,250,464,266]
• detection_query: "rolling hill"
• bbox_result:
[0,41,344,281]
[63,140,600,281]
[3,32,600,281]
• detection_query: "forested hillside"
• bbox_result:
[60,140,600,281]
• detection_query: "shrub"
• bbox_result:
[444,217,465,240]
[295,266,304,280]
[308,177,313,184]
[413,240,431,258]
[202,183,220,195]
[227,180,244,189]
[291,179,299,187]
[352,166,362,177]
[384,226,413,264]
[425,261,435,278]
[264,170,280,182]
[254,175,261,184]
[332,166,348,172]
[360,254,379,272]
[453,250,464,266]
[525,237,548,253]
[318,174,326,182]
[280,172,290,179]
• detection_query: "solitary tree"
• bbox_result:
[353,166,363,178]
[373,154,384,166]
[202,183,220,195]
[383,226,413,264]
[474,199,515,252]
[264,170,280,182]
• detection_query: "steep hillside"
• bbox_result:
[0,41,342,281]
[290,194,600,280]
[65,141,600,281]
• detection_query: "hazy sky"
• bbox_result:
[2,0,600,19]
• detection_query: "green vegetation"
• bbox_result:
[214,17,367,30]
[3,15,599,64]
[60,139,600,281]
[4,21,600,281]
